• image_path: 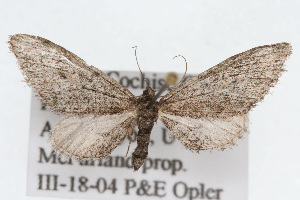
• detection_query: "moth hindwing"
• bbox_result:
[9,34,292,171]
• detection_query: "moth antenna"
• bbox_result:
[125,125,134,157]
[132,46,150,87]
[146,56,187,108]
[147,83,169,109]
[169,54,188,89]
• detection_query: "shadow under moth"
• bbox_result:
[9,34,292,171]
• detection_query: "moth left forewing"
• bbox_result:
[50,111,137,160]
[159,111,248,152]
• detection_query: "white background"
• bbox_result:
[0,0,299,199]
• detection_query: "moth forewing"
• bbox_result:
[159,43,292,118]
[8,34,135,115]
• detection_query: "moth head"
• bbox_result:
[143,85,155,97]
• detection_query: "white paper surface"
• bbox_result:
[27,71,248,200]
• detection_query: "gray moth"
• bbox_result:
[9,34,292,171]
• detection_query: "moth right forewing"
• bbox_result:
[9,34,135,115]
[159,43,292,118]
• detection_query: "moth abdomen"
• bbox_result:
[132,128,152,171]
[132,86,159,170]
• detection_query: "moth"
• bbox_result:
[9,34,292,171]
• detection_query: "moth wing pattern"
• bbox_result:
[159,43,292,151]
[9,34,138,159]
[50,112,137,160]
[9,34,135,115]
